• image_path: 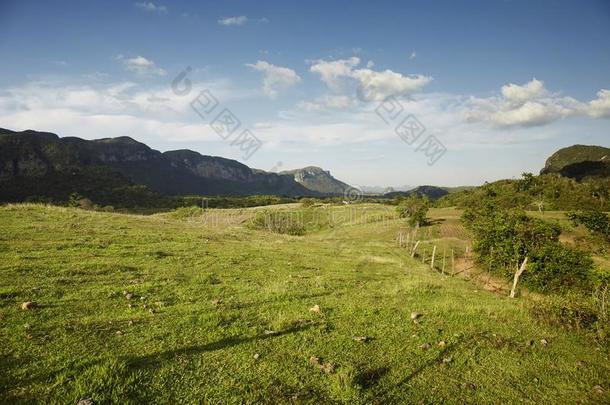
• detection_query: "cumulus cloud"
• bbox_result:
[297,95,357,112]
[587,89,610,118]
[309,57,361,92]
[463,79,585,128]
[308,57,432,101]
[218,16,248,26]
[134,2,167,13]
[501,78,547,105]
[352,68,432,101]
[120,55,166,76]
[246,61,301,98]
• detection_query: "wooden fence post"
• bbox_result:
[510,257,528,298]
[411,241,420,258]
[442,248,446,275]
[431,245,436,270]
[451,249,455,277]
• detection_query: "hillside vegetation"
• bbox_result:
[541,145,610,180]
[1,204,609,403]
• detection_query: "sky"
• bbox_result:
[0,0,609,188]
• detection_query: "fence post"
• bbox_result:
[510,257,528,298]
[431,245,436,270]
[451,249,455,277]
[411,241,420,258]
[442,248,446,275]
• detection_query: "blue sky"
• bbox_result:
[0,0,609,187]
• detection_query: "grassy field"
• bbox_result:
[1,204,609,403]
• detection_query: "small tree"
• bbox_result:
[300,198,316,208]
[396,195,429,227]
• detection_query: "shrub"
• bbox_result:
[248,211,306,235]
[396,195,429,227]
[463,205,593,292]
[300,198,316,208]
[567,209,610,237]
[525,243,593,292]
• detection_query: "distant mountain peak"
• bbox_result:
[280,166,350,195]
[541,144,610,181]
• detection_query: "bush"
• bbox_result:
[300,198,316,208]
[396,195,428,227]
[526,243,593,292]
[248,211,306,235]
[463,205,593,292]
[567,209,610,237]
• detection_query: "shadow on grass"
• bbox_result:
[395,332,487,388]
[125,321,319,369]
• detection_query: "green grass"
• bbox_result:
[1,204,609,403]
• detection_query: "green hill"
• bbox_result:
[541,145,610,181]
[280,166,351,195]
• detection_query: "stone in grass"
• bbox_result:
[77,398,94,405]
[309,304,321,313]
[253,353,260,360]
[353,336,370,343]
[593,385,605,394]
[320,362,335,374]
[525,340,534,347]
[115,330,124,336]
[264,330,279,336]
[437,341,446,347]
[419,343,431,350]
[410,312,422,320]
[442,356,453,364]
[540,339,548,347]
[21,301,36,310]
[460,382,476,391]
[125,293,133,300]
[308,356,334,374]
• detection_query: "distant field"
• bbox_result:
[1,204,609,403]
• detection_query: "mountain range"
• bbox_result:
[1,128,607,207]
[0,128,351,203]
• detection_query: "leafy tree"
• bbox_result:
[567,210,610,238]
[463,204,592,292]
[396,195,429,227]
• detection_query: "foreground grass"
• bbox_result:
[0,204,608,403]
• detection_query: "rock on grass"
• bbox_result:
[20,301,36,310]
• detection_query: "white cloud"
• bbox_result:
[218,16,248,26]
[352,68,432,101]
[463,79,584,128]
[246,61,301,98]
[297,95,357,112]
[501,78,547,105]
[587,89,610,118]
[309,57,361,92]
[309,57,432,101]
[120,55,166,76]
[135,2,167,13]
